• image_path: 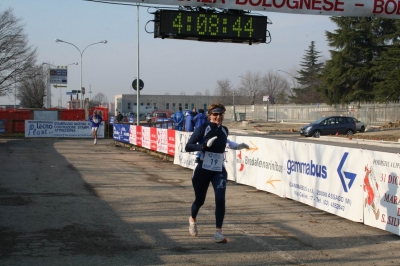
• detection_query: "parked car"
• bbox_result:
[300,116,356,138]
[351,117,366,132]
[149,112,168,123]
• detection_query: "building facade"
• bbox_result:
[114,94,216,116]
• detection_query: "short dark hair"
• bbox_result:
[179,107,182,111]
[199,109,204,113]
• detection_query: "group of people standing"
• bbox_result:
[173,107,208,132]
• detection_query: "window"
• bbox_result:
[140,103,143,106]
[147,103,150,106]
[172,103,176,107]
[179,103,182,108]
[191,103,195,109]
[185,103,188,109]
[134,102,137,106]
[166,103,170,109]
[204,104,207,110]
[127,103,131,110]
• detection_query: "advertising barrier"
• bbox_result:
[25,120,104,138]
[117,125,400,235]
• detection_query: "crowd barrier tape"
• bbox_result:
[25,120,104,138]
[111,125,400,236]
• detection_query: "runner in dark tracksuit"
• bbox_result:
[185,103,249,243]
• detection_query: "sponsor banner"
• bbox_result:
[25,120,104,138]
[129,125,137,145]
[174,131,197,169]
[157,128,168,154]
[0,119,5,134]
[167,129,175,156]
[113,124,130,143]
[285,142,364,222]
[150,127,158,151]
[364,150,400,235]
[106,0,400,19]
[225,136,237,182]
[136,126,143,147]
[142,127,151,149]
[234,136,286,197]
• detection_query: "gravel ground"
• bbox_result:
[224,121,400,142]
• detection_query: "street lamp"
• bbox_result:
[42,62,78,108]
[55,39,107,109]
[232,91,236,121]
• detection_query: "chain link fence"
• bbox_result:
[227,103,400,126]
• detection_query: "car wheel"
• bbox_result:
[313,130,321,138]
[360,126,365,132]
[346,129,354,135]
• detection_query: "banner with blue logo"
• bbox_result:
[113,123,130,143]
[0,119,5,134]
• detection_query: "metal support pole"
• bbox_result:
[136,4,140,125]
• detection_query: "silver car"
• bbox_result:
[351,117,366,132]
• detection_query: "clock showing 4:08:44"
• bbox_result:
[154,10,268,44]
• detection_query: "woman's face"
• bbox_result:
[209,112,224,126]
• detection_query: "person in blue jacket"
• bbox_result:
[193,109,207,130]
[185,103,249,243]
[185,110,194,132]
[89,110,102,145]
[173,107,184,131]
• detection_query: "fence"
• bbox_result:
[226,103,400,126]
[0,107,108,134]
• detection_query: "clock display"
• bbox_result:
[154,10,267,44]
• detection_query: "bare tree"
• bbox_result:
[90,92,108,106]
[238,71,262,104]
[213,79,233,105]
[194,91,202,96]
[0,8,37,96]
[17,65,46,108]
[260,70,289,104]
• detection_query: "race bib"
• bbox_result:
[202,151,223,171]
[94,118,99,124]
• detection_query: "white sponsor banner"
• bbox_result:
[157,128,168,154]
[107,0,400,19]
[174,131,197,169]
[225,136,237,182]
[364,150,400,235]
[142,127,151,149]
[285,142,364,222]
[129,125,137,145]
[25,120,104,138]
[234,136,258,188]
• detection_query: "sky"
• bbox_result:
[0,0,337,107]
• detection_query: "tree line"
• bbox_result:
[0,8,107,108]
[214,17,400,107]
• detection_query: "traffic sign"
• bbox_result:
[132,79,144,91]
[49,68,68,84]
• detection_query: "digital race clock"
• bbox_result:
[154,10,268,44]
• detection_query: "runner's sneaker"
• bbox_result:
[94,139,97,145]
[213,231,227,243]
[188,217,198,236]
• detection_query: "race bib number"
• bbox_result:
[202,151,223,171]
[94,118,99,124]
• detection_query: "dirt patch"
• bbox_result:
[224,121,400,142]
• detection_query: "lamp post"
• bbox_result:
[42,62,78,108]
[55,39,107,109]
[232,91,236,122]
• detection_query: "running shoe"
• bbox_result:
[94,139,97,145]
[188,217,198,236]
[213,231,227,243]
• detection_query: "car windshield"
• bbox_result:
[311,117,326,124]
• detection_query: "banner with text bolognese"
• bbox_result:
[284,141,365,222]
[106,0,400,19]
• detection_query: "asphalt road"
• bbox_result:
[1,138,400,266]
